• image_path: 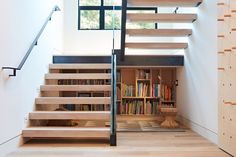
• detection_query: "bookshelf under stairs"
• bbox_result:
[116,68,176,120]
[121,0,202,56]
[22,63,115,144]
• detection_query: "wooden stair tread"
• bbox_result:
[40,85,111,92]
[127,0,202,7]
[126,29,192,37]
[125,42,188,49]
[29,111,110,120]
[127,13,197,23]
[22,127,110,138]
[49,64,111,70]
[45,73,111,80]
[35,97,111,105]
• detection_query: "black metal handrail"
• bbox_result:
[110,2,117,146]
[120,0,127,61]
[110,51,117,146]
[2,5,61,77]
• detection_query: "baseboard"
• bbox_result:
[0,135,23,157]
[177,115,218,144]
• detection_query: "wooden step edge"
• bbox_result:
[40,85,112,92]
[29,111,110,120]
[49,64,111,70]
[45,73,112,80]
[35,97,111,105]
[125,42,188,49]
[22,127,110,138]
[126,29,192,37]
[127,13,198,23]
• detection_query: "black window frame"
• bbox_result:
[78,0,158,30]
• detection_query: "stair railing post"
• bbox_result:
[120,0,127,61]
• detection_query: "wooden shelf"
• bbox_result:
[162,101,176,103]
[117,115,162,121]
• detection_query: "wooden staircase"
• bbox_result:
[122,0,202,53]
[22,63,113,143]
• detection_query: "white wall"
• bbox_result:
[0,0,64,156]
[176,0,218,144]
[63,0,180,56]
[64,0,120,55]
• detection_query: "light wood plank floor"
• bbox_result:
[6,130,230,157]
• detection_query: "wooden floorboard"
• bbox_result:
[6,130,230,157]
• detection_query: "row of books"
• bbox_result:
[122,84,134,97]
[120,100,144,115]
[77,104,110,111]
[152,84,161,97]
[137,82,150,97]
[58,80,105,85]
[146,101,159,115]
[161,85,174,101]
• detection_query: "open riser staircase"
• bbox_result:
[121,0,202,57]
[19,0,203,146]
[23,63,115,144]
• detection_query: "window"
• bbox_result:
[78,0,158,30]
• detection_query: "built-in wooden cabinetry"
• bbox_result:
[116,67,177,118]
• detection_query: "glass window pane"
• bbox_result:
[104,0,122,6]
[80,10,100,29]
[80,0,101,6]
[126,10,156,29]
[105,10,121,29]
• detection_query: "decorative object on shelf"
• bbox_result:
[160,107,179,128]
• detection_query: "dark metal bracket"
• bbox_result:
[2,67,19,77]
